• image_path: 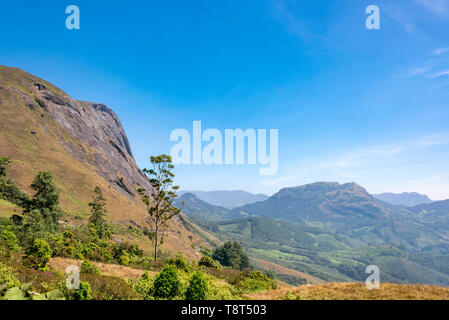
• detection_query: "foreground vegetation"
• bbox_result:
[0,156,277,300]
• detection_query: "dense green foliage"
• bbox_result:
[81,260,100,275]
[73,281,92,300]
[24,238,52,271]
[212,241,250,270]
[185,271,208,300]
[24,171,62,234]
[233,271,277,294]
[0,261,20,289]
[153,265,180,299]
[198,255,221,269]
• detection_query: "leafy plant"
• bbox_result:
[0,261,20,289]
[185,271,208,300]
[73,281,92,300]
[80,260,100,275]
[24,238,52,271]
[153,265,180,299]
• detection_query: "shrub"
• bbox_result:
[119,251,130,266]
[73,281,92,300]
[80,260,100,275]
[132,271,154,300]
[153,265,180,299]
[82,274,138,300]
[185,271,208,300]
[212,241,250,270]
[167,254,190,271]
[234,271,277,294]
[24,238,52,271]
[198,255,220,269]
[0,261,20,289]
[0,229,20,251]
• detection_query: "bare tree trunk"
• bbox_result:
[154,225,158,262]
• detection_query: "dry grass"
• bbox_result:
[250,257,325,285]
[246,282,449,300]
[0,199,21,218]
[49,257,155,280]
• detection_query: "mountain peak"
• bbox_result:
[373,192,433,207]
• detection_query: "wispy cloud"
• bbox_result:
[432,47,449,55]
[259,132,449,194]
[413,0,449,15]
[400,47,449,80]
[270,0,310,39]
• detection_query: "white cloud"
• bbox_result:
[413,0,449,15]
[430,69,449,78]
[259,132,449,199]
[432,47,449,55]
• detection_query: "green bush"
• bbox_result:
[131,271,154,300]
[185,271,208,300]
[212,241,250,270]
[81,260,100,275]
[119,251,130,266]
[24,238,52,271]
[167,254,190,271]
[234,271,277,294]
[0,229,20,251]
[0,261,20,289]
[198,255,220,269]
[153,265,180,299]
[73,281,92,300]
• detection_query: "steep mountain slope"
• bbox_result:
[0,65,205,259]
[373,192,433,207]
[179,190,268,209]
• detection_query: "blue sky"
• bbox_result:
[1,0,449,199]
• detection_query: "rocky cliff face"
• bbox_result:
[0,65,205,260]
[1,66,151,200]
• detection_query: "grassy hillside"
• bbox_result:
[0,66,210,260]
[247,282,449,300]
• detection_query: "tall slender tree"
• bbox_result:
[137,155,182,262]
[88,186,109,239]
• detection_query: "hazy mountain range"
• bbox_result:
[178,190,268,209]
[373,192,434,207]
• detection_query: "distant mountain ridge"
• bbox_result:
[175,193,238,221]
[179,190,268,209]
[179,182,449,286]
[230,182,449,249]
[373,192,434,207]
